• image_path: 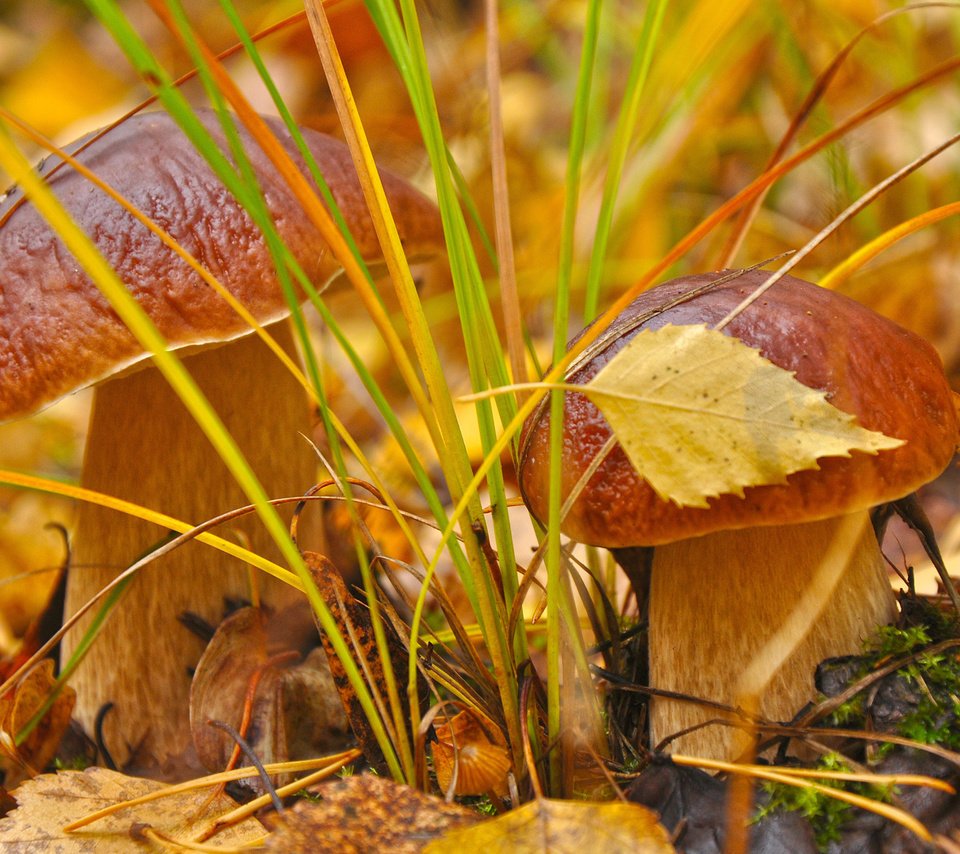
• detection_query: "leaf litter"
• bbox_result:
[0,766,266,851]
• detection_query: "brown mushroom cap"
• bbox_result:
[0,109,443,421]
[519,269,959,547]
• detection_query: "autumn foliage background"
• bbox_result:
[0,0,957,652]
[0,0,958,825]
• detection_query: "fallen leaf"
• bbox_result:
[305,552,428,771]
[425,797,674,853]
[0,767,265,851]
[584,324,903,508]
[190,606,349,787]
[0,659,74,788]
[264,773,479,852]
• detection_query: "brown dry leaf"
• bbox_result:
[278,648,352,760]
[190,607,271,772]
[432,709,511,797]
[305,552,426,771]
[425,797,674,854]
[264,773,479,853]
[0,766,265,851]
[585,324,902,508]
[0,659,74,788]
[190,606,348,784]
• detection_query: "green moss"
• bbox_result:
[53,755,91,772]
[769,617,960,849]
[756,754,893,851]
[866,624,931,658]
[826,692,865,728]
[823,622,960,741]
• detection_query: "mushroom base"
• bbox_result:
[647,512,897,761]
[65,321,319,774]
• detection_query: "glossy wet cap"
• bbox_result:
[519,269,959,547]
[0,110,443,420]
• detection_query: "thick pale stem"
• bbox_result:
[66,321,317,772]
[648,512,897,760]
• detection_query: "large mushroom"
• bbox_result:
[0,110,443,770]
[519,269,959,760]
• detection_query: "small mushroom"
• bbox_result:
[0,110,443,771]
[519,269,959,760]
[431,709,511,798]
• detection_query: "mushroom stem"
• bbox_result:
[647,511,897,760]
[66,321,317,772]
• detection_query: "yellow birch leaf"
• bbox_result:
[425,798,674,853]
[0,767,265,851]
[583,324,903,508]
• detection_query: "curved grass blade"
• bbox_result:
[820,201,960,289]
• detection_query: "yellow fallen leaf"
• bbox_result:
[0,767,265,851]
[583,324,903,508]
[424,798,674,853]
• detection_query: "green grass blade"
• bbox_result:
[582,0,667,321]
[546,0,604,793]
[362,0,526,764]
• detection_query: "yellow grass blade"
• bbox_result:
[0,471,296,586]
[820,202,960,290]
